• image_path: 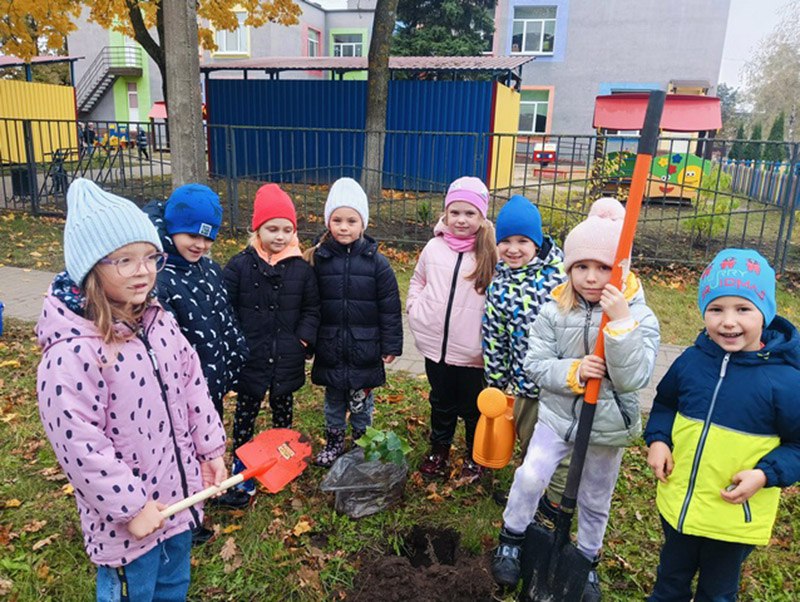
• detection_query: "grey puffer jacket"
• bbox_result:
[523,273,660,447]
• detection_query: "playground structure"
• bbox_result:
[592,93,722,203]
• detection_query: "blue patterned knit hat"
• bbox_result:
[698,248,776,325]
[64,179,162,285]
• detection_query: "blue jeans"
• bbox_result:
[323,386,374,431]
[96,530,191,602]
[649,515,754,602]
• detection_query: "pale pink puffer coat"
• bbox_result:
[407,234,486,368]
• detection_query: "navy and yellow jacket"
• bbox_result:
[644,316,800,545]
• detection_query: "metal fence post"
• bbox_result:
[22,120,40,216]
[777,143,800,273]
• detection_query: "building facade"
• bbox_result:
[68,0,376,124]
[493,0,731,134]
[68,0,730,135]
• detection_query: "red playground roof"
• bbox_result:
[593,93,722,132]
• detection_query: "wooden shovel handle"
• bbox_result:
[160,458,277,518]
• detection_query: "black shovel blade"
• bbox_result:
[519,523,592,602]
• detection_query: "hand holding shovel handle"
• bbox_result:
[159,428,312,519]
[161,459,277,518]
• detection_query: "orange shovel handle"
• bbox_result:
[584,91,664,405]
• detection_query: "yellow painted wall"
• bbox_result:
[488,83,520,190]
[0,80,77,163]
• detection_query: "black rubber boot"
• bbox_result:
[351,427,367,447]
[490,526,525,587]
[314,428,346,468]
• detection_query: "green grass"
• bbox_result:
[1,317,799,600]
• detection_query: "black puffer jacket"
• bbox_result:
[223,246,320,398]
[310,234,403,391]
[143,200,248,408]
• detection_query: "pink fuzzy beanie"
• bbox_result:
[563,197,626,271]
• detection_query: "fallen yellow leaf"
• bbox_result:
[4,499,22,508]
[61,484,74,496]
[292,519,312,537]
[221,524,242,534]
[0,360,20,369]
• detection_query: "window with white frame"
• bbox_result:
[519,89,550,134]
[512,6,556,54]
[215,11,248,54]
[308,28,321,57]
[333,33,363,57]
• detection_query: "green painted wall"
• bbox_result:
[328,28,368,81]
[109,30,151,125]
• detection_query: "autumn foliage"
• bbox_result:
[0,0,301,60]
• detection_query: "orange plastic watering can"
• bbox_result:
[472,387,516,469]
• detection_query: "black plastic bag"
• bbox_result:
[320,448,408,518]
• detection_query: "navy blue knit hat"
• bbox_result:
[495,195,543,246]
[164,184,223,240]
[698,248,776,326]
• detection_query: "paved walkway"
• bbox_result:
[0,265,682,411]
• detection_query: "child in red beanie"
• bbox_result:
[222,183,320,503]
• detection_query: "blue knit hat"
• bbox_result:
[495,195,543,246]
[164,184,223,240]
[64,178,162,285]
[698,248,776,325]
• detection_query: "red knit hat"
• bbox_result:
[251,184,297,231]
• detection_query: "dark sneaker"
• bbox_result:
[458,458,485,484]
[191,525,214,547]
[491,527,525,587]
[418,444,450,479]
[207,488,252,510]
[582,565,602,601]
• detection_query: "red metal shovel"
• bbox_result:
[161,428,312,518]
[519,90,666,602]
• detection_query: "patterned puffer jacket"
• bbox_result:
[482,235,566,397]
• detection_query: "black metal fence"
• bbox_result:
[2,117,799,272]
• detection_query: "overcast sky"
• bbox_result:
[718,0,785,88]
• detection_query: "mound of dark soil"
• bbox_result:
[347,526,497,602]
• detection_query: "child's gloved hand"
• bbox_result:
[647,441,674,483]
[127,500,166,540]
[600,283,631,321]
[720,469,767,504]
[579,354,606,382]
[201,457,228,491]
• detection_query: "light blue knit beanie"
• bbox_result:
[64,178,162,285]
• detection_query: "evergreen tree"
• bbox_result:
[729,124,746,160]
[742,123,763,162]
[392,0,495,56]
[762,113,786,163]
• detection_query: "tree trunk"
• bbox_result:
[362,0,399,203]
[162,0,206,186]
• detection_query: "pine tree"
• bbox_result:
[728,124,746,160]
[762,113,786,163]
[742,123,763,162]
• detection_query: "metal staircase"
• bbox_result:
[76,46,143,114]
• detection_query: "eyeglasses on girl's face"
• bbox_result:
[98,252,168,277]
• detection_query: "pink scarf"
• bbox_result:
[433,217,476,253]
